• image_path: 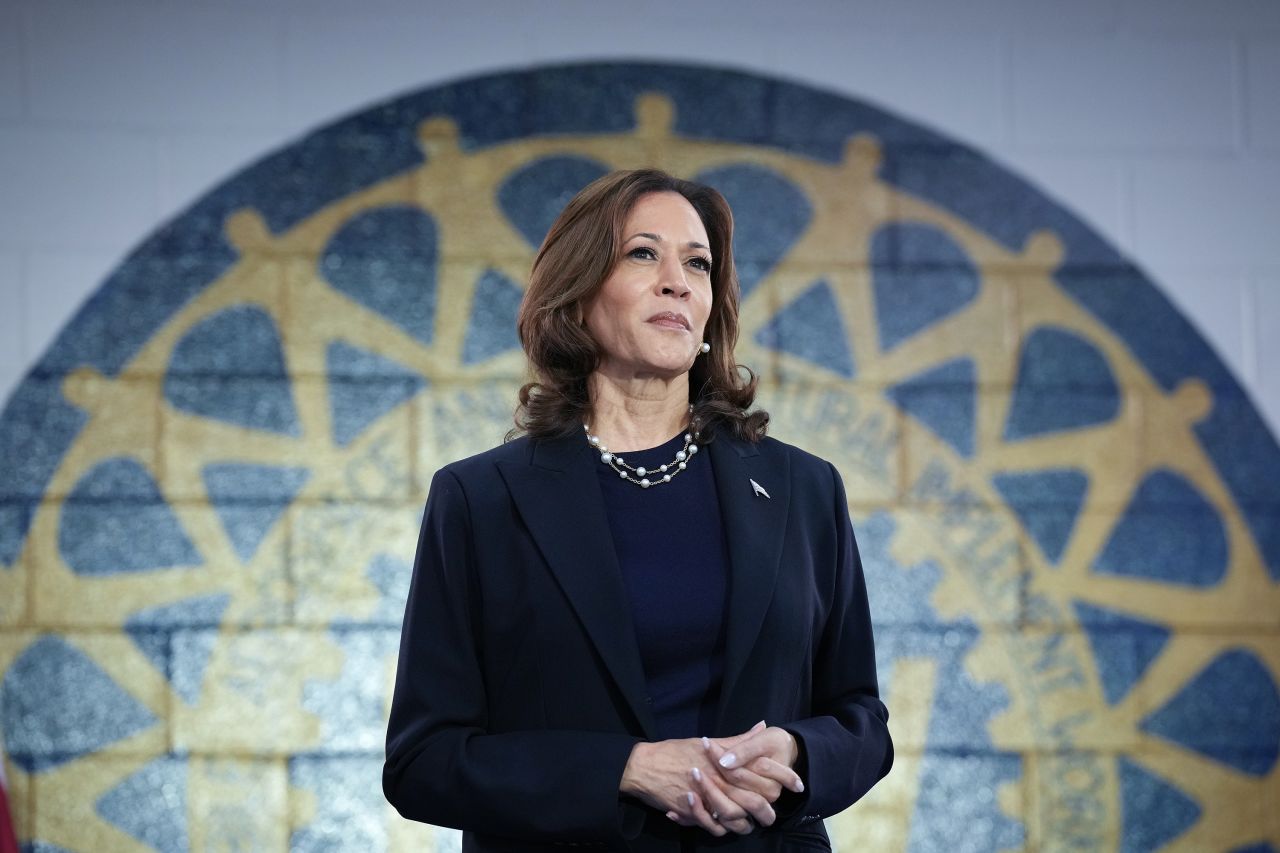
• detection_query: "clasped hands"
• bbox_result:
[620,721,804,837]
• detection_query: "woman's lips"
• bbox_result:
[647,312,690,331]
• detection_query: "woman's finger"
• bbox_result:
[691,767,749,824]
[714,778,776,829]
[717,761,783,801]
[713,726,799,775]
[701,748,782,801]
[692,767,771,832]
[683,790,728,837]
[744,755,804,794]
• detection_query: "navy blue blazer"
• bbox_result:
[383,424,892,851]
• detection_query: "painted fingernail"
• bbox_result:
[686,791,695,807]
[666,811,679,822]
[795,779,805,792]
[719,752,737,768]
[691,767,702,781]
[755,719,766,728]
[701,736,711,749]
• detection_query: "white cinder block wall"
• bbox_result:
[1,0,1278,433]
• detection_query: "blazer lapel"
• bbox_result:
[496,433,660,740]
[709,430,791,732]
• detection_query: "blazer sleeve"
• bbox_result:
[773,461,894,827]
[382,467,643,841]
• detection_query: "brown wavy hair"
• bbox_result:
[509,168,769,444]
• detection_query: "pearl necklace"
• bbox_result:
[584,410,701,489]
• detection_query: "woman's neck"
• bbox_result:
[586,371,692,453]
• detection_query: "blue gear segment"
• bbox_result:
[59,458,201,576]
[95,756,188,852]
[321,205,439,345]
[463,269,524,364]
[1092,470,1228,588]
[163,305,300,436]
[124,594,231,705]
[1072,601,1171,706]
[498,155,610,248]
[209,505,289,562]
[991,469,1088,565]
[325,341,427,447]
[755,280,856,378]
[1,636,157,772]
[1118,757,1200,853]
[694,164,812,298]
[1004,327,1119,440]
[1141,648,1280,776]
[170,630,221,709]
[871,223,980,352]
[887,358,976,457]
[202,463,310,562]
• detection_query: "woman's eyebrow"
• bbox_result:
[625,231,710,251]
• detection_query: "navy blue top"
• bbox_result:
[595,429,730,740]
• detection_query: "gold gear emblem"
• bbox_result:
[5,92,1276,851]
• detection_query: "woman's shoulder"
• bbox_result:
[755,433,830,467]
[434,434,534,484]
[420,437,535,519]
[724,429,840,492]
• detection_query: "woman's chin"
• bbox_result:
[596,348,698,381]
[644,355,697,377]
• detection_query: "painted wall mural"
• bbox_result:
[0,63,1277,851]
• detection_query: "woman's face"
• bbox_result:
[584,191,714,380]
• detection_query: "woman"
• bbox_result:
[383,169,892,851]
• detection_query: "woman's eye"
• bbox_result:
[629,246,657,260]
[689,256,712,272]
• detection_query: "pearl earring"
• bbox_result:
[700,342,711,354]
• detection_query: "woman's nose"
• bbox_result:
[657,258,691,298]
